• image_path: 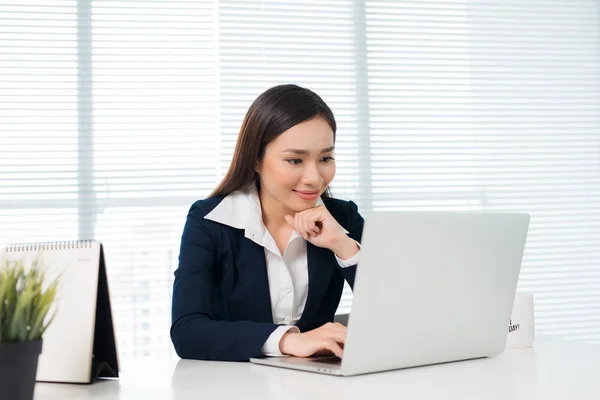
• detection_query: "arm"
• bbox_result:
[332,200,364,289]
[170,206,278,361]
[285,200,365,290]
[275,200,365,359]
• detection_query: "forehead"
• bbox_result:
[269,117,334,150]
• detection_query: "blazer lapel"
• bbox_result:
[298,242,335,329]
[236,235,273,323]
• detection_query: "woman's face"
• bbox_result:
[257,116,336,213]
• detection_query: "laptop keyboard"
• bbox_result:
[311,356,342,365]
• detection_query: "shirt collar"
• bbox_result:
[204,184,326,247]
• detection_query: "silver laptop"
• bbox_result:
[250,211,530,376]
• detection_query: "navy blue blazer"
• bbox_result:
[170,195,364,361]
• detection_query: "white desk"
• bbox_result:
[34,338,600,400]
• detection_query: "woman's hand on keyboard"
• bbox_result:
[279,322,346,358]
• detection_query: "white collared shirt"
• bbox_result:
[204,185,360,356]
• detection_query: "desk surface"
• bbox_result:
[34,337,600,400]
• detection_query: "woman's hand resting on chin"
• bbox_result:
[284,205,359,260]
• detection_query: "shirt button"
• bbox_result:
[283,317,291,324]
[285,287,292,294]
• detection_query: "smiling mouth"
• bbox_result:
[294,190,319,195]
[293,189,320,200]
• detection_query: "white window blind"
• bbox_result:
[366,0,600,343]
[90,0,218,358]
[1,0,599,361]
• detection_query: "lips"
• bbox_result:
[293,189,320,201]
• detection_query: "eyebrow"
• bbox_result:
[282,146,335,155]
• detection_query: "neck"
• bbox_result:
[258,189,293,232]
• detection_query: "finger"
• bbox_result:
[307,219,320,236]
[309,209,326,234]
[303,211,321,236]
[291,212,302,231]
[298,211,310,235]
[290,213,308,238]
[330,322,347,335]
[313,216,321,233]
[324,321,347,333]
[322,339,344,358]
[325,330,346,345]
[318,323,346,344]
[297,212,315,237]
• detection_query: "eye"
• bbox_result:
[321,156,335,163]
[286,159,303,165]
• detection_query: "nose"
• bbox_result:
[301,162,322,187]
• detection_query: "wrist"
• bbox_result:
[331,235,359,260]
[279,331,300,355]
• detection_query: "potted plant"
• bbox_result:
[0,257,59,400]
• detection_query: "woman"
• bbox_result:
[170,84,364,362]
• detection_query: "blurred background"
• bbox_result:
[1,0,599,360]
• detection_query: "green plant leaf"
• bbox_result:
[29,280,58,340]
[0,257,59,343]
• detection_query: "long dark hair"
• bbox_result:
[210,84,337,198]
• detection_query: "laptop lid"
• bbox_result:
[340,211,530,376]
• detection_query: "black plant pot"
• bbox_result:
[0,339,43,400]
